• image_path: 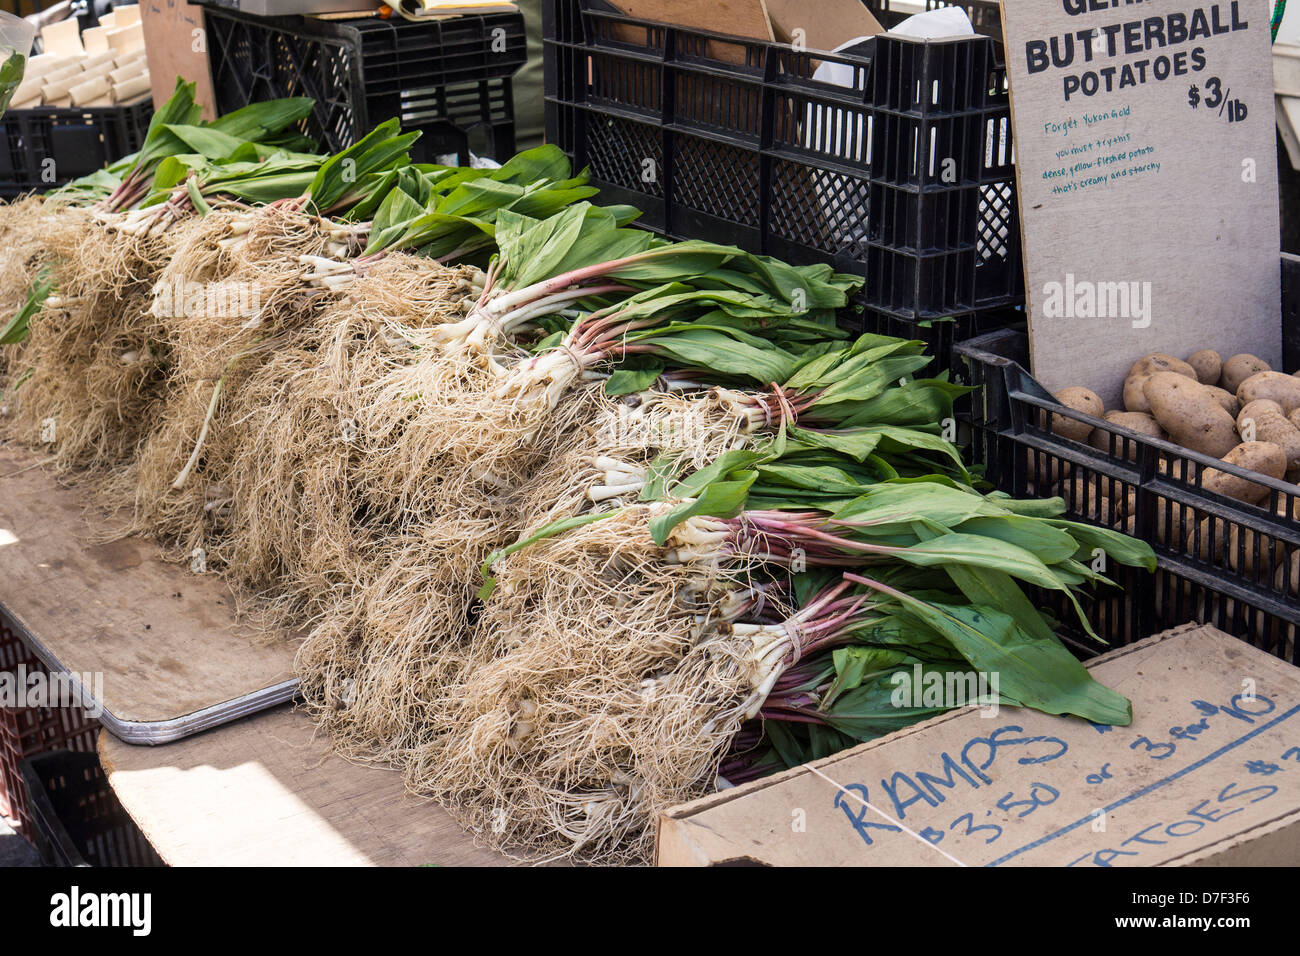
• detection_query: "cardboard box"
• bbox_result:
[41,18,84,58]
[763,0,881,53]
[657,624,1300,866]
[607,0,880,61]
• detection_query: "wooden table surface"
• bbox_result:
[0,442,512,864]
[0,444,298,736]
[100,704,509,866]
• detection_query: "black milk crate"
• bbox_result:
[20,751,163,867]
[203,7,527,162]
[954,254,1300,665]
[0,99,153,198]
[922,0,1003,38]
[543,0,1022,369]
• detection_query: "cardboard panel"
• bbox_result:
[609,0,772,64]
[999,0,1281,407]
[139,0,216,119]
[40,18,84,58]
[763,0,882,52]
[657,625,1300,866]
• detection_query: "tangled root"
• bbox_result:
[512,386,758,529]
[0,198,66,391]
[0,198,794,866]
[7,212,195,478]
[411,506,763,864]
[117,208,359,549]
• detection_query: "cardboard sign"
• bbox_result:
[1000,0,1282,407]
[140,0,216,120]
[657,625,1300,866]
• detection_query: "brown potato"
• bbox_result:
[1186,514,1231,563]
[1237,370,1300,414]
[1276,552,1300,597]
[1123,374,1154,413]
[1123,356,1197,414]
[1200,441,1287,504]
[1157,457,1197,482]
[1201,384,1240,417]
[1089,411,1164,460]
[1128,353,1199,381]
[1186,349,1223,386]
[1221,354,1272,394]
[1237,399,1300,472]
[1050,387,1103,442]
[1030,453,1070,487]
[1123,488,1197,547]
[1144,372,1240,458]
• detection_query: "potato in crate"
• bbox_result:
[955,254,1300,663]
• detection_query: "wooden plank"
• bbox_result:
[999,0,1281,409]
[0,444,297,731]
[100,705,511,866]
[139,0,217,119]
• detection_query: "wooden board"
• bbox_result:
[139,0,216,119]
[0,445,297,740]
[100,704,510,866]
[1000,0,1282,408]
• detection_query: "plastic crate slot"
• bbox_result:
[672,136,759,225]
[588,51,661,114]
[21,751,163,866]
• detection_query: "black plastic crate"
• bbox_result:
[1,618,100,835]
[204,7,527,163]
[918,0,1003,38]
[954,254,1300,665]
[850,3,1005,42]
[20,750,163,866]
[544,0,1022,369]
[0,99,153,198]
